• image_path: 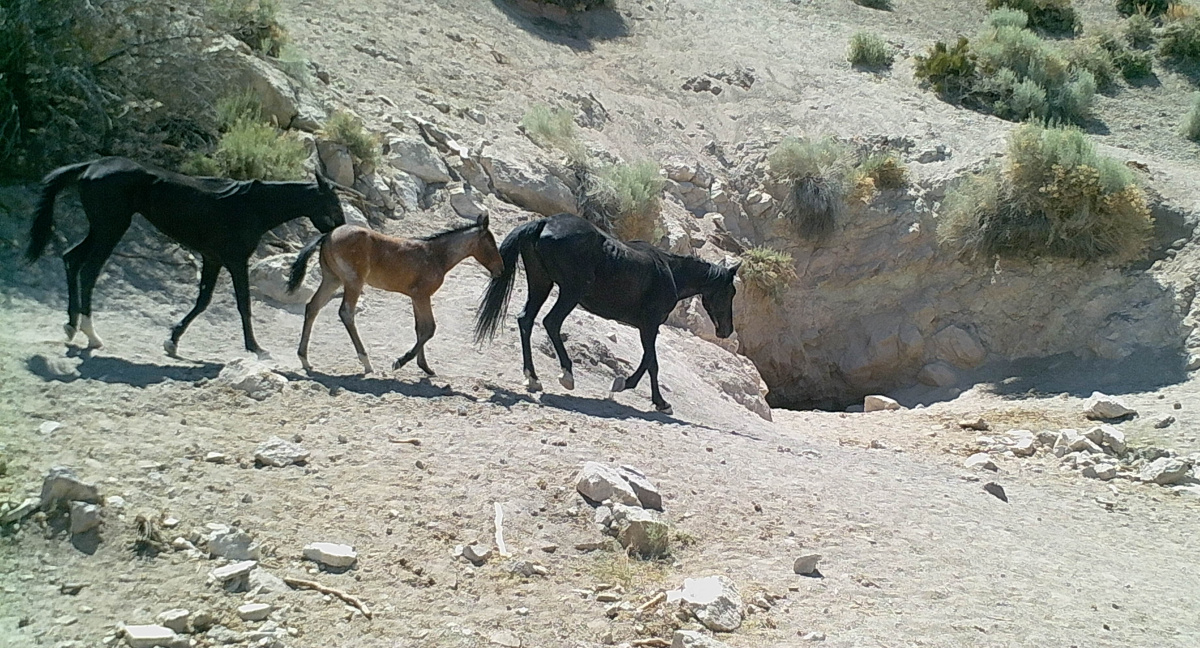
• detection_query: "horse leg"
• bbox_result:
[227,260,267,358]
[638,326,671,414]
[542,287,583,390]
[517,276,553,392]
[336,283,373,373]
[394,294,436,374]
[297,274,342,372]
[75,213,131,349]
[165,256,221,357]
[61,237,92,342]
[611,354,650,394]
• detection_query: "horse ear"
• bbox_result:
[728,260,742,277]
[315,171,332,193]
[477,213,490,230]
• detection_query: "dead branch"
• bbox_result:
[283,576,372,619]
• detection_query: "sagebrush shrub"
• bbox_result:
[1116,0,1170,17]
[322,110,379,166]
[522,105,582,160]
[972,24,1096,123]
[1159,16,1200,64]
[183,117,306,181]
[914,38,978,101]
[987,0,1078,34]
[848,32,895,68]
[988,7,1031,29]
[1067,39,1118,90]
[740,247,797,302]
[592,161,666,242]
[858,153,908,189]
[211,0,288,55]
[768,137,854,240]
[216,91,263,131]
[1125,13,1156,48]
[939,123,1153,265]
[1182,93,1200,141]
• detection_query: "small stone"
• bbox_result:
[206,527,261,561]
[237,603,273,621]
[618,465,663,511]
[254,437,309,468]
[575,462,640,507]
[39,421,63,435]
[39,466,100,510]
[958,418,989,431]
[490,630,521,647]
[594,505,614,529]
[596,591,621,603]
[0,498,38,525]
[964,453,997,471]
[1082,464,1118,481]
[672,630,732,648]
[209,560,257,592]
[863,395,903,412]
[801,631,827,641]
[59,582,86,596]
[793,553,821,575]
[1094,425,1127,455]
[303,542,357,569]
[539,542,558,554]
[459,543,493,565]
[614,505,670,558]
[1011,438,1036,457]
[122,624,186,648]
[68,502,102,535]
[190,611,218,632]
[203,452,227,464]
[1154,416,1176,429]
[154,609,190,634]
[1083,392,1137,420]
[1139,458,1191,485]
[982,482,1008,502]
[666,575,744,632]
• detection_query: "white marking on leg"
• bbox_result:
[559,370,575,391]
[359,353,373,374]
[79,315,104,349]
[524,370,543,393]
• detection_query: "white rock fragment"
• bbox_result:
[154,609,190,634]
[793,553,822,575]
[303,542,357,569]
[618,465,663,511]
[1139,458,1191,485]
[612,504,670,557]
[40,466,100,509]
[575,462,640,507]
[0,497,38,525]
[1011,437,1036,457]
[249,568,289,594]
[39,421,63,435]
[1094,425,1127,455]
[69,502,103,534]
[964,453,997,471]
[667,575,744,632]
[863,395,902,412]
[203,452,227,464]
[122,624,186,648]
[217,358,287,399]
[1083,392,1137,420]
[1082,464,1118,481]
[672,629,732,648]
[254,437,310,468]
[237,603,273,621]
[206,526,261,561]
[209,560,257,592]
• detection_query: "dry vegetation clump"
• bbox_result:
[1116,0,1171,17]
[767,136,855,241]
[182,92,306,180]
[858,153,909,189]
[321,110,380,167]
[591,161,667,242]
[210,0,288,56]
[939,123,1153,265]
[987,0,1079,35]
[848,32,895,68]
[1159,14,1200,66]
[522,104,584,161]
[1182,93,1200,141]
[739,247,797,302]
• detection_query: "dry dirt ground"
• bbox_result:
[5,0,1200,647]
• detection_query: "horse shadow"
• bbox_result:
[280,370,473,400]
[488,0,629,52]
[536,391,685,424]
[27,351,223,388]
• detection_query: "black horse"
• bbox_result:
[25,156,345,357]
[474,213,740,414]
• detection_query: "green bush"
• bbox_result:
[1159,17,1200,64]
[988,7,1030,29]
[1183,93,1200,141]
[1116,0,1170,17]
[210,0,288,56]
[521,104,583,160]
[987,0,1078,34]
[593,161,666,242]
[939,123,1153,265]
[915,38,978,101]
[972,24,1096,123]
[183,117,306,181]
[1125,13,1156,48]
[851,0,893,9]
[858,153,908,189]
[1067,39,1119,90]
[768,137,854,240]
[322,110,379,166]
[216,91,263,131]
[740,247,797,302]
[848,32,895,68]
[1115,48,1155,78]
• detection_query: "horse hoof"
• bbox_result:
[63,324,77,342]
[656,403,673,416]
[611,376,626,392]
[559,371,575,390]
[526,377,543,393]
[86,337,105,350]
[255,349,273,361]
[299,357,312,372]
[164,340,178,357]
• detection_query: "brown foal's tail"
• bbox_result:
[26,160,92,263]
[287,232,328,294]
[474,218,544,343]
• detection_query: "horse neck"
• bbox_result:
[668,255,717,300]
[248,182,318,232]
[427,228,481,270]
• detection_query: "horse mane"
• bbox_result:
[420,221,482,241]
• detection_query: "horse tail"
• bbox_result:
[287,232,328,294]
[474,218,545,343]
[26,160,92,263]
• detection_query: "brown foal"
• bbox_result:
[289,215,504,375]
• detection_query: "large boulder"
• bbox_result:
[250,253,317,305]
[575,462,640,506]
[932,325,987,369]
[386,134,451,184]
[479,155,578,217]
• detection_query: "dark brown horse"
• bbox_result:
[289,216,504,376]
[474,213,739,414]
[25,156,345,357]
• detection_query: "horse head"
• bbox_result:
[700,259,740,339]
[311,172,346,233]
[473,214,505,279]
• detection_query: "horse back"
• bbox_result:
[325,226,431,295]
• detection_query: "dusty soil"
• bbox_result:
[5,1,1200,647]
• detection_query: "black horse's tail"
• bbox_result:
[26,160,92,263]
[287,232,328,294]
[474,218,545,343]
